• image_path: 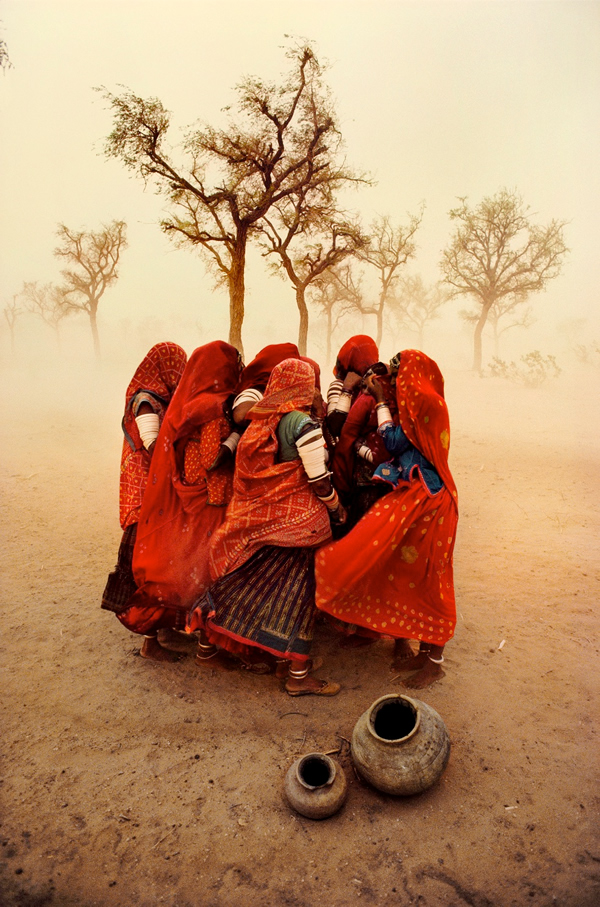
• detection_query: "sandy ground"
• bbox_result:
[1,360,599,907]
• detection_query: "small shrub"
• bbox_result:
[573,343,600,368]
[488,351,561,387]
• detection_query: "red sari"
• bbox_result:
[209,358,331,580]
[316,350,459,647]
[237,343,301,392]
[336,335,379,377]
[188,358,331,660]
[118,341,241,634]
[119,342,187,530]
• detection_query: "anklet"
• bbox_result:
[289,664,310,680]
[428,654,444,664]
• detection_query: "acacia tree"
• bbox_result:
[358,212,422,348]
[3,296,21,355]
[21,281,70,351]
[441,189,568,372]
[260,198,368,353]
[99,44,355,356]
[389,275,449,348]
[459,293,535,358]
[54,220,127,360]
[310,264,365,363]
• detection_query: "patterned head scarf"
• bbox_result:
[391,349,457,503]
[125,342,187,406]
[250,358,315,420]
[238,343,301,392]
[335,335,379,377]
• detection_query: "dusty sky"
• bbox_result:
[1,0,599,364]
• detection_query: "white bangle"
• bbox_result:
[222,431,241,454]
[428,654,444,664]
[375,404,392,427]
[135,412,160,449]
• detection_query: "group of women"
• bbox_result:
[101,335,458,694]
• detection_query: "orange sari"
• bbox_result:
[316,350,459,647]
[118,341,241,634]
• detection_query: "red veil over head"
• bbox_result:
[237,343,301,392]
[335,335,379,377]
[119,342,187,529]
[129,341,242,614]
[209,358,331,580]
[316,349,458,647]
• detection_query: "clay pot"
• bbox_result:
[351,693,450,796]
[284,753,348,819]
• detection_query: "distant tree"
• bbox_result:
[441,189,568,372]
[21,281,70,351]
[459,294,535,358]
[54,220,127,360]
[0,31,11,71]
[99,43,361,357]
[310,264,365,363]
[390,275,449,348]
[260,201,368,354]
[358,212,422,348]
[3,296,21,355]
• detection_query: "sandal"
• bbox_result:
[285,679,341,697]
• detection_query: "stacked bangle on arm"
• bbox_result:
[375,401,393,428]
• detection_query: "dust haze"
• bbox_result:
[1,1,599,905]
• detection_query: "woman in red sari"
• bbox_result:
[116,341,242,659]
[316,349,459,689]
[188,358,343,695]
[101,342,187,657]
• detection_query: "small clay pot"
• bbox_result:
[284,753,348,819]
[351,693,450,796]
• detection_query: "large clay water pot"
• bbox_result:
[351,693,450,796]
[284,753,348,819]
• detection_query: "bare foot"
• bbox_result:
[140,636,181,663]
[157,628,197,653]
[401,660,445,689]
[285,674,340,696]
[194,647,238,672]
[390,640,420,672]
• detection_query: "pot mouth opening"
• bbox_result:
[297,754,335,790]
[370,697,420,742]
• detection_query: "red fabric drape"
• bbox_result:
[209,358,331,580]
[316,350,459,646]
[335,335,379,376]
[237,343,301,392]
[128,341,242,617]
[119,342,187,529]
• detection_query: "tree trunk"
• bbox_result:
[472,300,492,373]
[326,307,333,366]
[296,285,309,356]
[375,303,384,350]
[228,232,247,358]
[89,305,101,361]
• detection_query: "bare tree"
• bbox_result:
[358,212,422,348]
[460,293,535,358]
[260,201,368,353]
[21,281,70,351]
[441,189,568,372]
[389,275,449,348]
[3,296,21,355]
[310,264,365,363]
[54,220,127,360]
[99,43,359,357]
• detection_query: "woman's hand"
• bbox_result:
[342,371,363,393]
[365,375,385,403]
